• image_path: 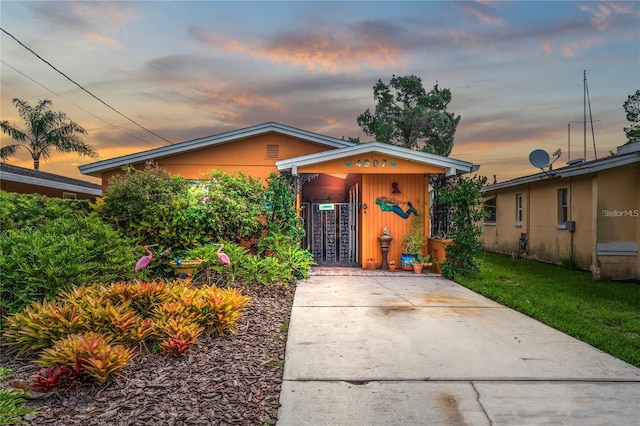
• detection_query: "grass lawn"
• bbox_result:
[454,251,640,368]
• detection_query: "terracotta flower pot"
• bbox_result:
[388,264,396,272]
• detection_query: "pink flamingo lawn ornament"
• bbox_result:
[135,244,158,272]
[217,244,231,266]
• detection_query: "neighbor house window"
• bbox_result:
[62,192,77,199]
[558,188,568,223]
[515,194,523,226]
[484,197,497,224]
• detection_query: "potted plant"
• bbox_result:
[401,214,426,270]
[388,260,397,272]
[366,257,377,270]
[413,254,433,274]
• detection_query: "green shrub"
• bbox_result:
[0,190,91,231]
[200,170,267,242]
[187,238,313,287]
[264,172,305,241]
[267,240,315,280]
[96,165,268,252]
[0,215,136,315]
[0,367,35,425]
[95,163,187,229]
[185,242,247,286]
[433,175,486,278]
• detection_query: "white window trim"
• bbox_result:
[62,192,77,199]
[515,193,523,227]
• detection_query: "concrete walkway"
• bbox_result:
[277,270,640,425]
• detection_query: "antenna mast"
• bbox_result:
[568,71,599,163]
[583,70,587,159]
[583,70,598,160]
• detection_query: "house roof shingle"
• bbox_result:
[482,143,640,193]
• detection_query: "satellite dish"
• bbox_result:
[529,149,550,169]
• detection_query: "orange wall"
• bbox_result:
[298,154,445,175]
[100,132,336,187]
[360,174,430,267]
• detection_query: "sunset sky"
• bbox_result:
[1,1,639,185]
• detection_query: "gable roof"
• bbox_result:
[276,141,477,175]
[79,122,356,177]
[482,143,640,192]
[1,163,102,196]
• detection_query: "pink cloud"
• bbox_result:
[561,35,603,57]
[467,8,504,26]
[86,33,121,49]
[579,1,640,31]
[190,27,405,72]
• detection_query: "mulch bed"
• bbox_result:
[1,283,296,425]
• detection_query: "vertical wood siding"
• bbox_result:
[361,174,430,267]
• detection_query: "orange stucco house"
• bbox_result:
[79,122,476,268]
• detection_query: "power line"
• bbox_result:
[1,59,157,147]
[0,26,174,145]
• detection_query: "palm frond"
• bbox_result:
[0,144,22,160]
[0,121,28,142]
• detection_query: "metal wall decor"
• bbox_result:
[375,197,418,219]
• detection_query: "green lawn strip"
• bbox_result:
[454,252,640,368]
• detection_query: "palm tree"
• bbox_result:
[0,98,98,170]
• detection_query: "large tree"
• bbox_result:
[357,75,460,156]
[0,98,97,170]
[623,90,640,144]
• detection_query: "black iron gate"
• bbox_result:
[301,202,359,266]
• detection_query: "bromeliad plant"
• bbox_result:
[2,301,86,355]
[37,332,134,384]
[31,362,88,392]
[2,280,252,390]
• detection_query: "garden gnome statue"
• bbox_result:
[378,226,393,270]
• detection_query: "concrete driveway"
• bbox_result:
[277,271,640,425]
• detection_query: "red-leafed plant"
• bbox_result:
[37,332,133,384]
[31,361,87,391]
[160,335,194,357]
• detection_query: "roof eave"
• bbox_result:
[482,152,640,193]
[277,142,475,174]
[1,171,102,196]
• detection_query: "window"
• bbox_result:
[515,193,523,225]
[558,188,568,223]
[484,197,497,224]
[62,192,77,199]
